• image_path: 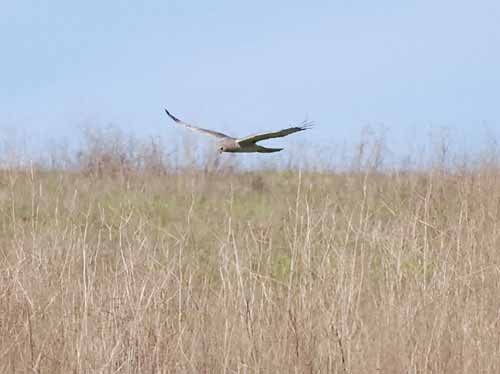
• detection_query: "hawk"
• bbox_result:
[164,109,312,153]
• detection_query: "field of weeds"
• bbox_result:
[1,133,500,373]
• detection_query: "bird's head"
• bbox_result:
[218,140,230,153]
[218,139,238,153]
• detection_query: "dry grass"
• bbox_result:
[1,136,500,373]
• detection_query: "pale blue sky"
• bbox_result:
[2,1,500,160]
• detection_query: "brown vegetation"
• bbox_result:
[1,133,500,373]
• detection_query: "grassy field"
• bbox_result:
[1,138,500,373]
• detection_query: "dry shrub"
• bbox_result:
[74,126,176,179]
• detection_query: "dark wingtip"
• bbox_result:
[298,120,314,131]
[164,108,180,123]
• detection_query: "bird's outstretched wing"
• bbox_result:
[237,120,313,146]
[164,109,231,139]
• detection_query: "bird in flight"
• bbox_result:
[164,109,312,153]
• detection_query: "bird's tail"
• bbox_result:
[256,146,283,153]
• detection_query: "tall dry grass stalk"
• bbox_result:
[1,132,500,373]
